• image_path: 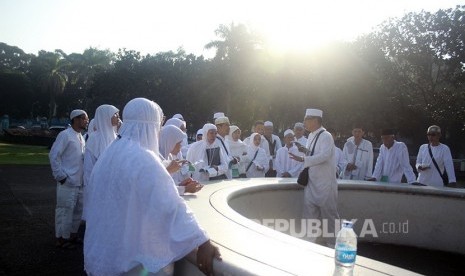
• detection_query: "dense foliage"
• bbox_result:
[1,6,464,156]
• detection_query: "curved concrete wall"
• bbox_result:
[228,180,465,255]
[177,178,435,275]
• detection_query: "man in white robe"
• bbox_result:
[293,122,308,146]
[369,129,416,184]
[186,124,230,182]
[49,109,88,248]
[84,98,220,276]
[215,116,235,179]
[416,125,456,187]
[275,129,302,178]
[263,121,282,177]
[289,109,339,246]
[341,126,373,180]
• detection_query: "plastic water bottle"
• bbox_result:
[334,220,357,276]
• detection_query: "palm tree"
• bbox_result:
[30,50,69,123]
[205,23,264,115]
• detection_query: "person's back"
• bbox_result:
[84,98,220,276]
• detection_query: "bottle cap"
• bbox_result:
[342,220,354,228]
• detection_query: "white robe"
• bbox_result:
[295,136,308,147]
[49,127,85,187]
[372,140,416,183]
[186,140,229,182]
[302,127,338,207]
[226,138,248,175]
[341,137,373,180]
[416,143,456,187]
[245,146,269,178]
[275,145,303,177]
[84,98,208,276]
[264,134,282,170]
[334,146,346,178]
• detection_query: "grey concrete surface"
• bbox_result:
[0,165,85,276]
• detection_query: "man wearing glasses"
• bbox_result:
[49,109,89,249]
[415,125,456,187]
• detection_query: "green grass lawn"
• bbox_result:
[0,143,50,165]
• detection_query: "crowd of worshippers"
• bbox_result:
[155,111,456,189]
[48,98,456,275]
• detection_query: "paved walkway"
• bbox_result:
[0,165,85,276]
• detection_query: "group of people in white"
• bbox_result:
[48,97,456,275]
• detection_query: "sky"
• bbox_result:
[0,0,462,58]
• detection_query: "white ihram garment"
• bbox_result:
[84,98,208,276]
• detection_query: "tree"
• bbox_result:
[29,50,69,122]
[367,5,465,123]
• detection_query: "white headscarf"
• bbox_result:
[226,125,240,141]
[248,132,261,150]
[159,125,185,159]
[118,98,163,153]
[84,98,207,275]
[85,104,119,159]
[164,117,186,130]
[202,123,217,142]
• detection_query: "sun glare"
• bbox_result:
[249,1,381,54]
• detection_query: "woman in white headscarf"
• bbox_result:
[245,132,269,178]
[84,98,220,276]
[82,104,119,220]
[159,125,202,195]
[186,123,229,182]
[164,117,188,158]
[226,125,248,178]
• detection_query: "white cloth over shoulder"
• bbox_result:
[245,133,269,178]
[84,98,208,276]
[302,127,338,207]
[416,143,456,187]
[372,140,416,183]
[341,137,373,180]
[49,128,85,186]
[186,124,229,181]
[275,145,302,177]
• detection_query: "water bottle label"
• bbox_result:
[335,248,356,264]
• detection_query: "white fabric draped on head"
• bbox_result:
[248,132,261,149]
[87,119,96,134]
[84,97,208,275]
[118,98,163,153]
[159,125,185,159]
[164,117,186,129]
[86,104,119,158]
[226,125,240,141]
[202,123,217,141]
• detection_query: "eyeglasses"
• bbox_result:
[427,133,438,137]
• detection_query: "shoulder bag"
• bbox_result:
[428,144,448,186]
[297,130,325,186]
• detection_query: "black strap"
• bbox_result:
[428,144,445,178]
[216,136,229,156]
[246,149,260,172]
[307,130,325,157]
